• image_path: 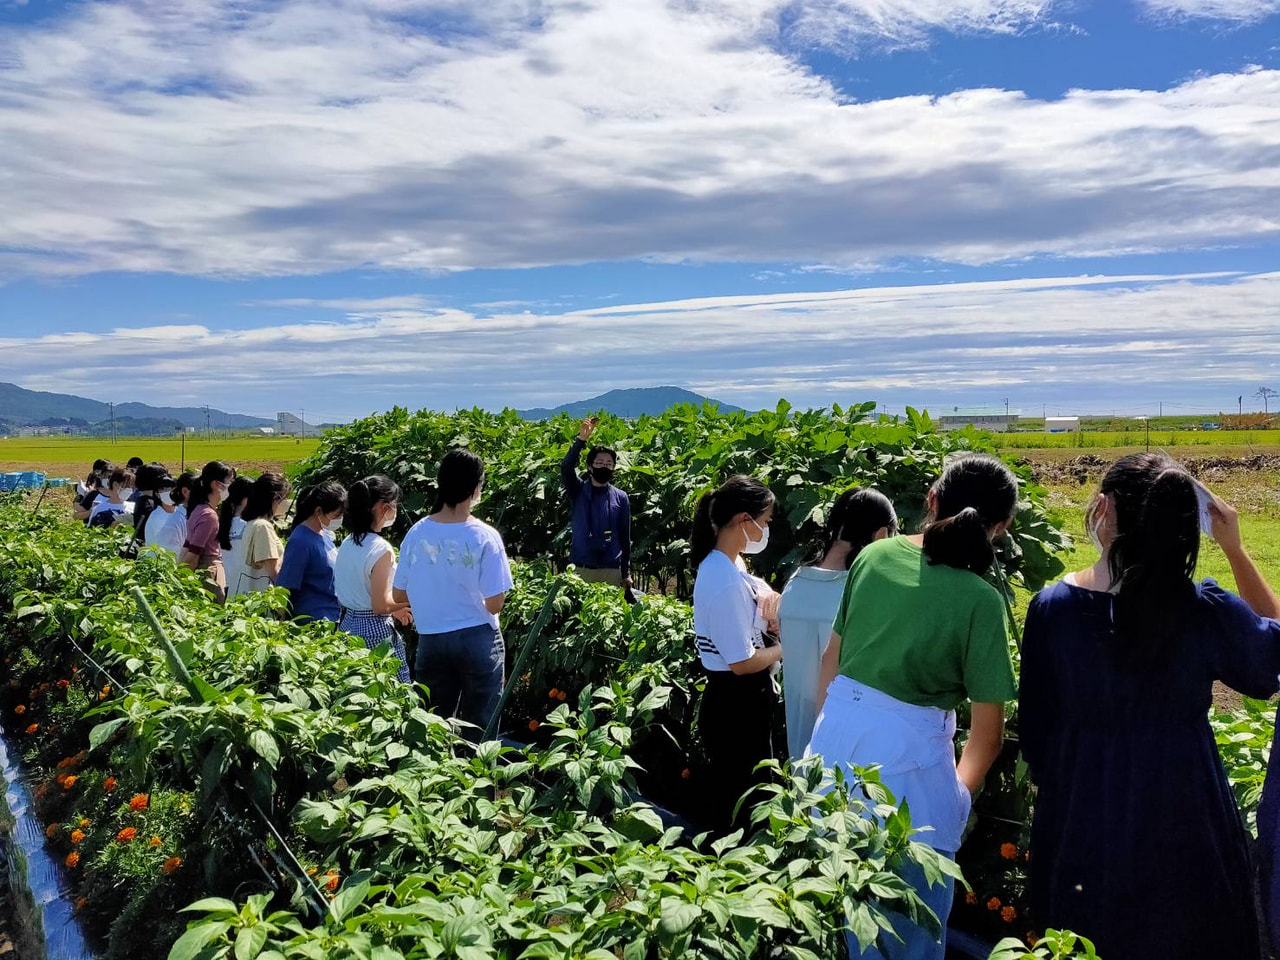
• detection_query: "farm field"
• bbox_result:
[992,429,1280,456]
[0,435,320,478]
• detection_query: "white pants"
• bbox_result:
[805,675,971,854]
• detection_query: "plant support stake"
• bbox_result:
[484,581,562,742]
[129,586,205,702]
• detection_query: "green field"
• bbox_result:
[992,429,1280,452]
[0,435,320,478]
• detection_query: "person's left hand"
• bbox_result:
[757,589,780,623]
[392,608,414,626]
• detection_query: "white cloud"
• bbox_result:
[0,1,1277,283]
[2,273,1278,417]
[1136,0,1280,21]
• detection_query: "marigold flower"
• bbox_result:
[557,691,567,702]
[964,891,977,905]
[75,897,87,912]
[162,856,182,875]
[25,723,38,734]
[79,818,90,828]
[71,829,85,844]
[1000,843,1017,860]
[149,836,162,848]
[56,773,70,787]
[56,679,70,689]
[548,688,559,699]
[103,776,117,792]
[35,783,49,799]
[14,704,25,715]
[65,851,79,868]
[323,872,340,892]
[1026,932,1040,947]
[680,768,691,780]
[61,775,77,790]
[72,666,80,674]
[528,720,539,732]
[986,897,1001,911]
[101,685,111,695]
[307,866,318,876]
[1002,906,1017,923]
[116,827,137,843]
[129,794,149,811]
[45,822,59,839]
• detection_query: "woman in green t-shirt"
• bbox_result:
[807,453,1018,960]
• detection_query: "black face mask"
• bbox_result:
[591,466,615,485]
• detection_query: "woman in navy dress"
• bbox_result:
[1021,452,1280,960]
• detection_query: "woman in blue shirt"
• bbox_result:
[277,481,347,623]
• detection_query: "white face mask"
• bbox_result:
[159,491,173,506]
[742,518,770,555]
[324,515,344,533]
[380,507,398,530]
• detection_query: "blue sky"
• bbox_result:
[1,0,1278,422]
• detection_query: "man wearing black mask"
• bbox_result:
[561,417,633,601]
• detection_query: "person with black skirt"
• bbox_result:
[691,475,781,835]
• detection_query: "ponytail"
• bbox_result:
[1101,456,1200,658]
[291,481,347,532]
[346,475,401,546]
[690,475,774,568]
[920,454,1018,575]
[812,487,897,568]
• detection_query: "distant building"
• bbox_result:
[276,412,307,436]
[255,426,276,436]
[938,408,1020,433]
[1045,416,1081,433]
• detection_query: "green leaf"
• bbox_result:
[657,899,701,939]
[89,717,128,751]
[168,921,232,960]
[248,730,280,769]
[234,925,268,960]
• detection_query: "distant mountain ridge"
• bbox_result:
[0,382,274,432]
[517,386,744,420]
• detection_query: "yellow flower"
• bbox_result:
[149,836,162,848]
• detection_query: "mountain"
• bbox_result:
[0,382,274,432]
[517,386,744,420]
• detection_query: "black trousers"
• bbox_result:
[700,668,778,835]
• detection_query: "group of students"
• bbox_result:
[692,451,1280,960]
[72,444,1279,960]
[75,450,514,735]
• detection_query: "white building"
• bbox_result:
[1045,416,1081,433]
[938,408,1020,433]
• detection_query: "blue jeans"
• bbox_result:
[415,623,505,739]
[848,851,955,960]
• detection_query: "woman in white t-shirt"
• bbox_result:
[690,474,781,834]
[87,467,136,528]
[778,488,897,759]
[230,472,291,598]
[219,476,253,600]
[336,476,413,682]
[146,471,193,556]
[393,450,513,738]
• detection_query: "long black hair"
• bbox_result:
[1089,453,1200,657]
[812,487,897,569]
[433,449,485,512]
[921,454,1019,575]
[690,475,775,568]
[291,481,347,532]
[187,461,235,518]
[171,471,195,509]
[241,472,291,523]
[347,475,402,546]
[218,475,254,550]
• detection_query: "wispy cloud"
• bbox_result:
[2,273,1276,416]
[1,1,1277,284]
[1136,0,1280,21]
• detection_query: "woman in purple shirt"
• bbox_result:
[178,461,236,602]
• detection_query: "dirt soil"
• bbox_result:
[1022,453,1280,485]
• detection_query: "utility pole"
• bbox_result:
[204,405,211,440]
[1145,417,1150,451]
[1002,397,1010,420]
[108,402,116,444]
[1239,395,1244,416]
[300,409,305,440]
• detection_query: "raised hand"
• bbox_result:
[577,417,599,442]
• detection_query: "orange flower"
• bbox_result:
[45,822,59,839]
[557,691,568,702]
[323,872,340,892]
[56,773,70,787]
[73,666,80,674]
[25,723,38,734]
[528,720,539,732]
[65,851,80,868]
[70,829,85,844]
[548,688,559,700]
[129,794,149,812]
[35,783,49,800]
[1026,932,1040,947]
[14,704,25,715]
[964,891,978,905]
[74,897,88,912]
[162,856,182,875]
[1000,843,1017,860]
[116,827,137,843]
[79,818,90,828]
[103,776,117,792]
[986,897,1001,912]
[680,768,691,780]
[56,679,70,689]
[307,866,318,876]
[61,775,77,790]
[101,685,111,695]
[1001,906,1017,924]
[149,836,162,848]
